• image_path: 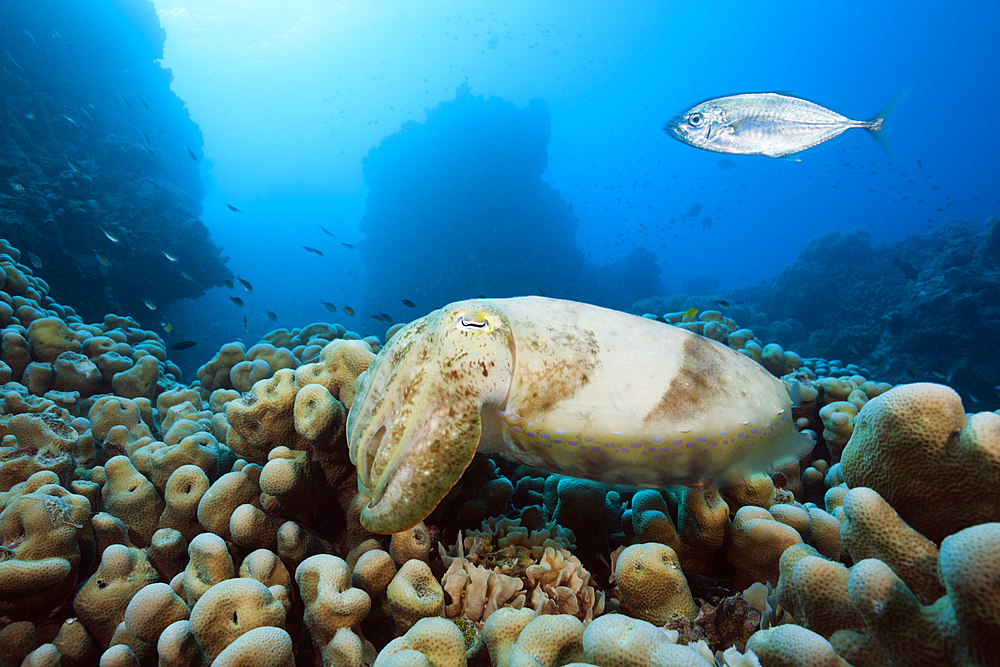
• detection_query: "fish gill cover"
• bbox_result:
[358,82,664,310]
[0,0,231,321]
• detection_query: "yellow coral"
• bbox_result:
[188,577,287,661]
[841,382,1000,543]
[614,542,698,624]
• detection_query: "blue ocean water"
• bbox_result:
[3,0,999,401]
[150,0,998,332]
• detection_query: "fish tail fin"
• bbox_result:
[866,85,912,159]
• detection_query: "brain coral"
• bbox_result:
[840,382,1000,543]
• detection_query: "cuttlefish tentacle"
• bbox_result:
[347,302,514,533]
[348,296,813,535]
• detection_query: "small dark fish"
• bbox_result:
[228,296,244,307]
[222,279,235,289]
[169,341,197,350]
[893,257,918,280]
[186,146,199,162]
[319,225,336,237]
[117,92,131,108]
[237,275,253,292]
[5,51,25,70]
[8,177,26,192]
[715,300,730,308]
[28,252,42,268]
[180,271,197,282]
[138,97,149,110]
[701,217,713,230]
[321,300,337,313]
[488,33,499,49]
[684,203,702,219]
[301,246,325,256]
[917,159,923,169]
[341,242,355,250]
[226,204,241,212]
[401,299,416,308]
[94,249,111,266]
[243,314,249,331]
[717,158,737,170]
[343,305,355,317]
[264,309,277,322]
[66,157,83,173]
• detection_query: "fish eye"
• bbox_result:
[687,113,703,127]
[456,312,492,332]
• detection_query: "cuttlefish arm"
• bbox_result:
[347,302,514,533]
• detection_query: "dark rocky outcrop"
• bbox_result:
[648,219,1000,411]
[1,0,230,322]
[358,82,663,310]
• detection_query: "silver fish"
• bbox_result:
[665,93,887,158]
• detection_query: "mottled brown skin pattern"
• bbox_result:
[505,319,599,423]
[644,336,743,425]
[348,302,514,533]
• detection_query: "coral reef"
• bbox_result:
[728,218,1000,410]
[1,0,230,322]
[2,234,999,667]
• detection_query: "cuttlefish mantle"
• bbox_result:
[347,296,812,533]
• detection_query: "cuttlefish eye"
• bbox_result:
[456,312,492,332]
[687,113,703,127]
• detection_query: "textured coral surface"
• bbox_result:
[2,232,999,667]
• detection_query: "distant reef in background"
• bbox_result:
[0,0,230,323]
[635,217,1000,410]
[359,82,664,310]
